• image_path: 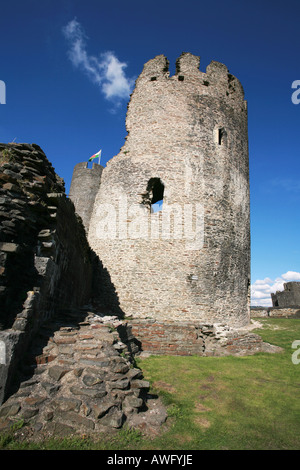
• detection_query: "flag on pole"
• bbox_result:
[88,149,102,163]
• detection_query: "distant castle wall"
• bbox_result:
[69,162,103,232]
[251,306,300,318]
[271,282,300,307]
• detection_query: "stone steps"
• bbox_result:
[0,310,167,439]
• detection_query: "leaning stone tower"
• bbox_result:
[88,52,250,327]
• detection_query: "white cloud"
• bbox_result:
[62,18,135,105]
[100,52,134,100]
[251,271,300,306]
[254,278,273,285]
[282,271,300,281]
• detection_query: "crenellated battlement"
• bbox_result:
[137,52,245,103]
[123,51,247,158]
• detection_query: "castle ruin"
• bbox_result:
[271,282,300,307]
[0,53,281,438]
[71,52,251,328]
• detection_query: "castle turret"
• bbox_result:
[271,282,300,307]
[88,52,250,327]
[69,162,103,232]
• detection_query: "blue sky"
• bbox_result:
[0,0,299,306]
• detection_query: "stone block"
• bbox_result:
[70,385,107,399]
[0,403,21,418]
[56,410,95,430]
[48,366,70,381]
[0,242,19,253]
[123,395,143,409]
[99,409,124,428]
[82,374,103,386]
[108,378,129,390]
[51,397,82,412]
[93,400,116,419]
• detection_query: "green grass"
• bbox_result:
[0,148,16,165]
[1,318,300,450]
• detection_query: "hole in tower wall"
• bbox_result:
[218,129,222,145]
[218,128,227,146]
[141,178,164,213]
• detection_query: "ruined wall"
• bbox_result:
[251,306,300,318]
[0,143,95,404]
[0,311,166,437]
[69,162,103,232]
[120,319,280,357]
[271,282,300,307]
[88,52,250,327]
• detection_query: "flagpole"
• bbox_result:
[88,149,101,165]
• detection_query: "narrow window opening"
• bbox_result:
[178,75,184,81]
[141,178,164,213]
[218,128,223,145]
[218,127,227,146]
[150,77,157,81]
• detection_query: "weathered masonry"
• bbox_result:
[0,54,282,436]
[69,162,103,230]
[271,282,300,308]
[0,143,94,405]
[0,144,166,436]
[72,52,251,327]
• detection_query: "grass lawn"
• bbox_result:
[1,318,300,450]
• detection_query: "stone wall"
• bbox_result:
[120,319,281,357]
[69,162,103,232]
[0,310,166,438]
[251,306,300,318]
[271,282,300,307]
[0,143,64,329]
[0,143,95,404]
[88,52,250,327]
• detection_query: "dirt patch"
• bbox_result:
[200,384,212,390]
[195,403,212,413]
[173,433,194,443]
[152,381,177,393]
[194,416,211,429]
[206,375,215,382]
